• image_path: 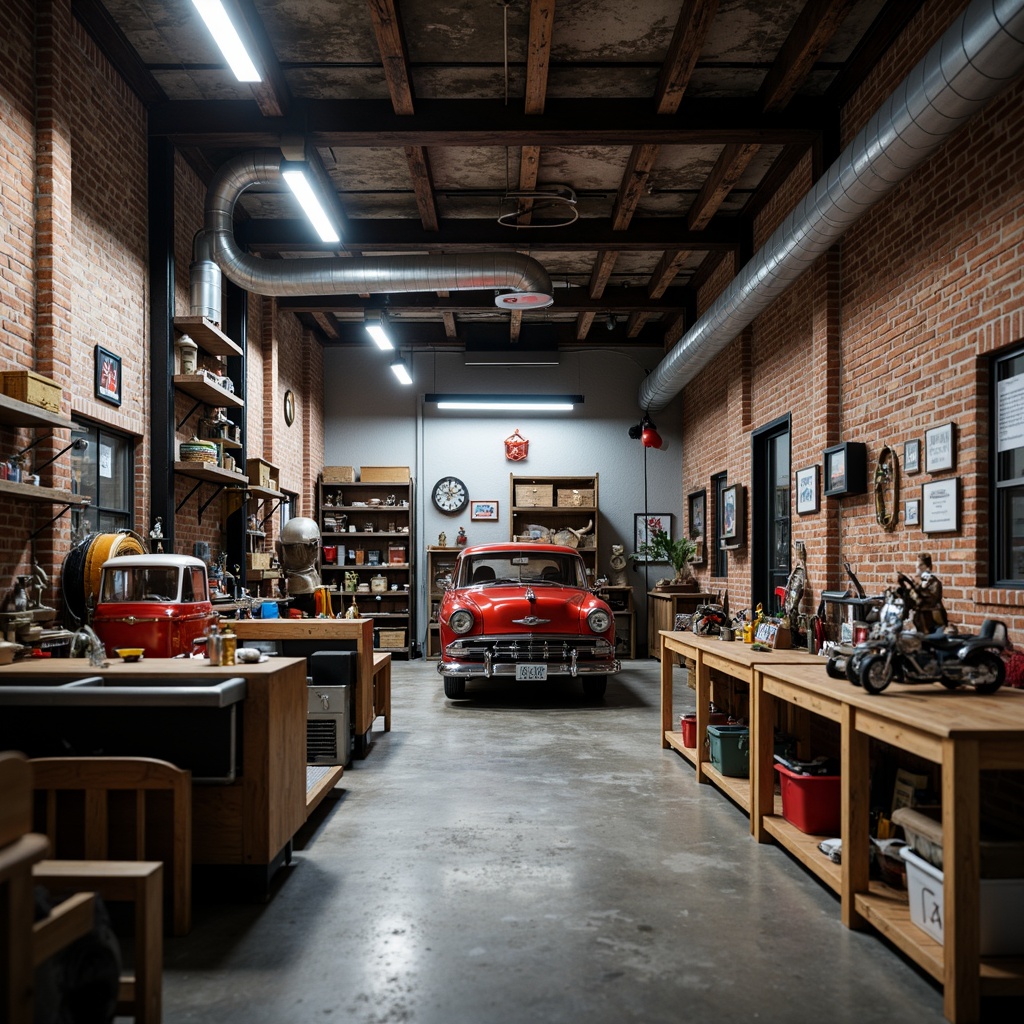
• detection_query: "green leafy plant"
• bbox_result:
[631,528,696,583]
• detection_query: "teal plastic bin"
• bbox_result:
[707,724,749,777]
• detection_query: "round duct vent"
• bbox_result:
[494,291,554,309]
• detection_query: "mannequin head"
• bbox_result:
[275,517,322,594]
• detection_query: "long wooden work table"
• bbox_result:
[659,629,1024,1023]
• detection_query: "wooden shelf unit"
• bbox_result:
[318,476,415,658]
[595,583,636,659]
[424,546,460,659]
[508,473,600,584]
[173,315,244,358]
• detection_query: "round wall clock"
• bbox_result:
[283,389,295,426]
[432,476,468,514]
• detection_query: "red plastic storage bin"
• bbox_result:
[680,711,731,748]
[774,763,841,835]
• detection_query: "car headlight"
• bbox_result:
[449,608,475,634]
[587,608,611,633]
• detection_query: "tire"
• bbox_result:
[845,649,869,686]
[965,651,1005,694]
[582,676,607,699]
[858,654,893,694]
[825,656,846,680]
[443,675,466,699]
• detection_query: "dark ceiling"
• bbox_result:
[75,0,926,352]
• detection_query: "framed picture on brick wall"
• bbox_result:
[922,478,959,533]
[925,422,956,473]
[903,438,920,475]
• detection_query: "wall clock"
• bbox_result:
[432,476,468,514]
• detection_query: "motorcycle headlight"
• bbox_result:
[587,608,611,633]
[448,608,474,635]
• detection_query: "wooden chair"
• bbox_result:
[30,756,192,937]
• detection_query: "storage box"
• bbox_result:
[557,488,594,507]
[323,466,356,484]
[246,458,280,491]
[900,846,1024,955]
[378,629,406,649]
[360,466,410,483]
[515,483,554,507]
[246,552,272,571]
[707,724,749,777]
[892,806,1024,877]
[774,763,840,835]
[680,712,731,748]
[2,370,63,413]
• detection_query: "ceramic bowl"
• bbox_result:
[116,648,144,663]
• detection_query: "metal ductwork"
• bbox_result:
[202,150,554,309]
[638,0,1024,413]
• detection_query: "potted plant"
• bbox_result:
[631,528,697,589]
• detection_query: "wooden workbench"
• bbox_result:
[0,656,325,883]
[646,591,715,659]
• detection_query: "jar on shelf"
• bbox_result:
[176,333,199,374]
[370,574,387,593]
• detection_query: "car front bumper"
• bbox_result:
[438,634,620,678]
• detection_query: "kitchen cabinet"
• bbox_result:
[318,475,415,658]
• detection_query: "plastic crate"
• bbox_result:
[900,846,1024,954]
[774,763,841,835]
[680,711,731,748]
[707,724,749,777]
[892,805,1024,878]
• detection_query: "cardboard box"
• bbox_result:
[557,488,594,507]
[515,483,554,507]
[360,466,410,483]
[323,466,356,484]
[378,629,406,649]
[246,458,280,491]
[246,552,273,571]
[2,370,63,413]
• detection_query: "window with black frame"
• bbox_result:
[713,472,728,578]
[70,423,134,536]
[994,346,1024,585]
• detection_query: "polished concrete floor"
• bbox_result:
[158,658,998,1023]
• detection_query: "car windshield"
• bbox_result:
[458,551,588,589]
[100,566,183,603]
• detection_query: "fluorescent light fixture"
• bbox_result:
[190,0,262,82]
[463,351,560,367]
[365,323,394,351]
[425,393,583,412]
[390,358,413,386]
[282,168,341,244]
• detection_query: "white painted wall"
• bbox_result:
[323,345,684,655]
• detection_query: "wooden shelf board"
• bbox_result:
[305,764,344,816]
[0,392,77,430]
[249,485,285,501]
[173,316,244,358]
[173,374,244,408]
[174,461,249,486]
[702,762,752,813]
[0,479,90,505]
[761,816,842,893]
[664,730,699,767]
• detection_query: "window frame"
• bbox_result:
[70,421,135,537]
[992,344,1024,587]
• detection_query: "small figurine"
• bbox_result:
[456,526,467,546]
[608,544,627,587]
[438,532,447,548]
[906,552,948,633]
[149,516,164,553]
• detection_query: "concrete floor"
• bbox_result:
[159,658,994,1023]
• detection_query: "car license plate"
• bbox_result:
[515,664,547,681]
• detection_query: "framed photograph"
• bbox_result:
[905,498,920,526]
[95,345,122,406]
[922,478,959,533]
[925,422,956,473]
[634,512,671,561]
[687,489,706,563]
[823,441,867,497]
[903,438,920,475]
[721,485,744,542]
[470,500,498,521]
[795,465,819,515]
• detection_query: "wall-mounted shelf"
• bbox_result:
[0,478,90,506]
[172,374,244,409]
[173,462,248,487]
[0,393,77,430]
[173,316,244,358]
[249,484,285,502]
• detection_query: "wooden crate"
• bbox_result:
[515,483,554,507]
[246,552,273,571]
[360,465,410,483]
[378,628,406,648]
[246,458,280,491]
[557,488,595,507]
[2,370,63,413]
[323,465,355,483]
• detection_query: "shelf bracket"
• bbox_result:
[176,399,203,432]
[175,478,204,514]
[198,485,228,523]
[28,502,83,541]
[258,497,284,528]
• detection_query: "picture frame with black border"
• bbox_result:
[721,485,744,543]
[634,512,671,560]
[822,441,867,497]
[903,438,920,474]
[905,498,920,526]
[921,478,959,533]
[95,345,122,406]
[925,422,956,473]
[687,489,706,563]
[795,465,819,514]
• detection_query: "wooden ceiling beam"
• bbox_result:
[233,0,291,118]
[654,0,719,115]
[647,250,691,299]
[688,142,761,231]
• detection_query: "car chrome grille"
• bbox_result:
[445,634,614,662]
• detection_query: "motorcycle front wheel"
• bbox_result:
[965,651,1005,695]
[858,654,893,693]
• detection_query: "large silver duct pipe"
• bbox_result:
[639,0,1024,413]
[189,229,222,323]
[204,150,554,307]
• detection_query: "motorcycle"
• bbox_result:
[847,574,1008,694]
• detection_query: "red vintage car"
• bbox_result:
[92,554,218,658]
[436,542,620,699]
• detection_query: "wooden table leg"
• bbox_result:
[694,651,709,784]
[752,671,774,842]
[659,633,673,749]
[841,704,869,929]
